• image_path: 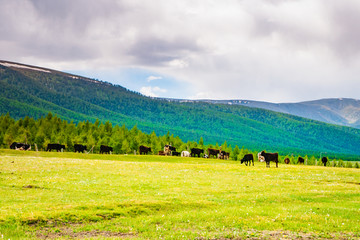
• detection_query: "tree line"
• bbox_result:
[0,113,359,168]
[0,113,245,157]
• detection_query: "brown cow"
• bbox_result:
[284,158,290,164]
[139,145,151,155]
[219,151,230,160]
[207,148,220,158]
[260,151,279,168]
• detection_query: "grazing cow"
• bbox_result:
[10,142,31,150]
[47,143,65,152]
[100,145,113,154]
[164,146,171,156]
[172,151,180,156]
[260,151,279,168]
[257,152,265,162]
[321,157,328,166]
[139,145,151,155]
[74,144,87,153]
[207,148,220,158]
[241,154,254,166]
[284,158,290,164]
[163,145,176,156]
[164,145,176,151]
[158,151,166,156]
[298,157,305,164]
[191,148,204,157]
[181,151,190,157]
[219,151,230,160]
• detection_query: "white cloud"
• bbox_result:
[2,0,360,102]
[140,86,167,97]
[146,76,162,82]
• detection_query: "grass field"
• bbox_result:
[0,150,359,239]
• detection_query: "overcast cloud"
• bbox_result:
[1,0,360,102]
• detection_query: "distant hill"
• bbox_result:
[2,60,360,157]
[189,98,360,129]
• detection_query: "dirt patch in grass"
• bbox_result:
[23,185,41,189]
[196,230,359,240]
[36,226,136,239]
[242,230,356,239]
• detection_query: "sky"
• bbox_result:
[1,0,360,102]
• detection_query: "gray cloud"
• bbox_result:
[1,0,360,102]
[127,36,203,66]
[327,1,360,59]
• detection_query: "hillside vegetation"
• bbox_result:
[2,61,360,156]
[194,98,360,129]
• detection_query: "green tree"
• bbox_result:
[121,139,131,154]
[232,145,240,161]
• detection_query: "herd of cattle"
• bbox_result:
[9,142,329,167]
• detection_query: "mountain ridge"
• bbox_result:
[2,60,360,157]
[164,98,360,129]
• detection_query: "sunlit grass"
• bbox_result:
[0,150,359,239]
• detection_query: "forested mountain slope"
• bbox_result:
[1,60,360,156]
[194,98,360,129]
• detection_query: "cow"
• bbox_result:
[158,151,166,156]
[100,145,113,154]
[172,151,180,156]
[257,152,265,162]
[10,142,31,150]
[298,157,305,164]
[321,157,328,166]
[74,144,87,153]
[191,148,204,157]
[47,143,65,152]
[164,145,176,151]
[284,158,290,164]
[139,145,151,155]
[219,151,230,160]
[163,145,176,156]
[260,151,279,168]
[208,148,220,158]
[181,151,190,157]
[241,154,254,166]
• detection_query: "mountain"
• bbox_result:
[2,60,360,157]
[189,99,360,129]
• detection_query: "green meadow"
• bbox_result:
[0,150,359,239]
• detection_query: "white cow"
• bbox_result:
[257,152,265,162]
[181,151,190,157]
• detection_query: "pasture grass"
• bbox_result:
[0,149,359,239]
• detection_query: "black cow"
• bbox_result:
[74,144,87,153]
[47,143,65,152]
[10,142,31,150]
[164,145,176,151]
[191,148,204,157]
[208,148,220,158]
[260,151,279,168]
[139,145,151,155]
[298,157,305,164]
[284,158,290,164]
[219,151,230,160]
[172,151,180,156]
[100,145,113,154]
[321,157,328,166]
[241,154,254,166]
